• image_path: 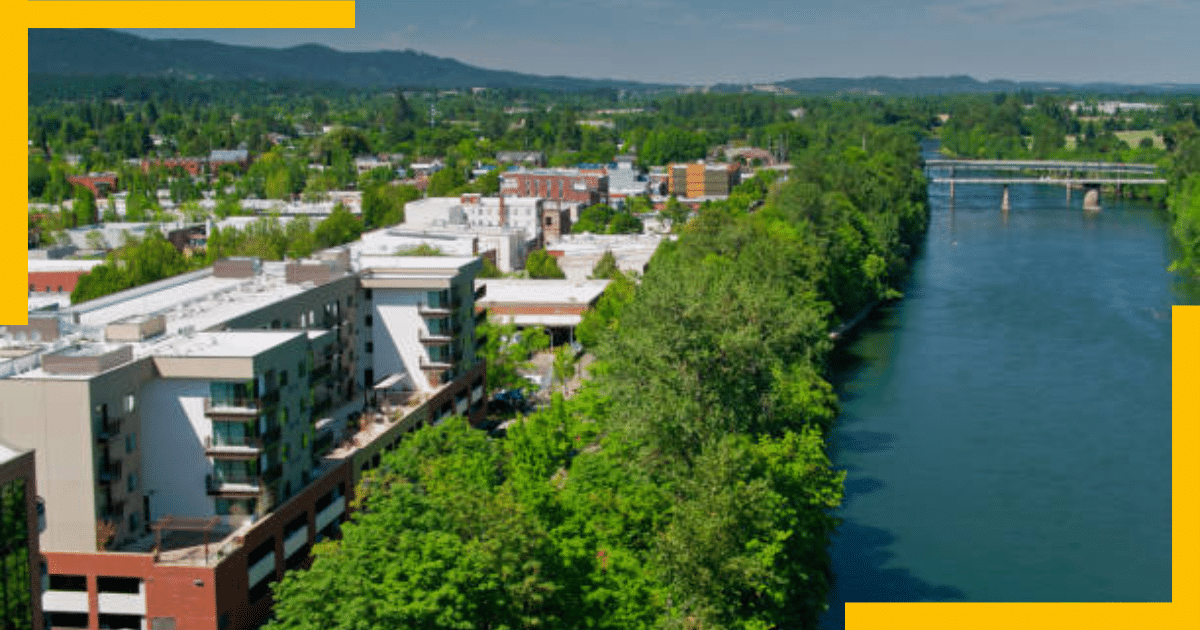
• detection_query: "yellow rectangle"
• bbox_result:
[5,2,355,323]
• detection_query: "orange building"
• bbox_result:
[667,162,741,198]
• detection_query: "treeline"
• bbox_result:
[1162,101,1200,276]
[70,206,363,304]
[265,117,929,629]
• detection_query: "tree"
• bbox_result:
[525,249,566,279]
[476,317,549,395]
[662,196,690,232]
[394,243,444,256]
[72,185,97,227]
[590,250,621,279]
[313,204,362,249]
[551,345,578,396]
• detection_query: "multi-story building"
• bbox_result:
[667,162,741,198]
[0,442,43,630]
[0,247,486,630]
[500,167,608,206]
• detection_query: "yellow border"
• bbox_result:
[6,4,1194,630]
[5,2,354,324]
[843,307,1196,628]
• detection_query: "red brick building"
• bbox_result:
[28,260,104,294]
[500,168,608,206]
[67,173,118,198]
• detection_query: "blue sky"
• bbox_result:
[122,0,1200,85]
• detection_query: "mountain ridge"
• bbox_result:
[28,29,1200,95]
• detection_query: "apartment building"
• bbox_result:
[0,442,43,630]
[667,162,741,198]
[0,248,486,630]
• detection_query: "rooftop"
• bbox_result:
[151,331,305,358]
[477,279,610,305]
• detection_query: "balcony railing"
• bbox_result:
[419,356,453,371]
[418,331,453,346]
[206,473,261,495]
[204,435,265,455]
[97,461,122,485]
[205,397,262,415]
[418,302,452,316]
[96,417,122,442]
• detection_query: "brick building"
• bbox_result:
[500,168,608,206]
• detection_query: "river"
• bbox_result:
[821,140,1184,628]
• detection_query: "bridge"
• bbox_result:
[924,158,1167,211]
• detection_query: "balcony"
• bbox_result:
[204,435,265,457]
[96,417,122,442]
[206,473,261,496]
[474,285,487,300]
[419,356,452,372]
[97,461,122,485]
[204,397,262,416]
[418,302,452,317]
[419,331,453,346]
[311,363,332,381]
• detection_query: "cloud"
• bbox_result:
[926,0,1192,25]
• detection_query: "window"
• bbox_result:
[127,472,138,492]
[279,407,288,426]
[364,314,373,327]
[98,577,140,594]
[298,360,307,378]
[128,511,139,533]
[124,393,136,413]
[280,370,288,387]
[125,432,136,454]
[364,289,373,300]
[365,342,373,354]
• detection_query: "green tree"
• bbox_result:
[590,250,621,279]
[525,249,566,279]
[72,185,97,227]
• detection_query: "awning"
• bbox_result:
[373,372,411,390]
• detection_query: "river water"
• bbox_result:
[821,140,1184,628]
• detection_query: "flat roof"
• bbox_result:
[152,331,304,358]
[28,259,105,273]
[358,255,477,272]
[478,279,609,305]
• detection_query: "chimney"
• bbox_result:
[498,195,507,227]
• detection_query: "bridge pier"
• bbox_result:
[1001,185,1010,212]
[1083,187,1101,212]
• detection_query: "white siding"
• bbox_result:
[372,289,430,391]
[98,591,147,615]
[42,590,89,613]
[140,379,216,521]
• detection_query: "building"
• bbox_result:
[667,162,741,198]
[545,233,668,283]
[67,173,118,198]
[495,151,545,167]
[500,168,608,206]
[141,151,251,177]
[1,247,487,630]
[475,279,609,344]
[354,225,536,275]
[400,195,547,268]
[28,259,105,295]
[0,442,43,630]
[605,156,650,202]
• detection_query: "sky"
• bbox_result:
[120,0,1200,86]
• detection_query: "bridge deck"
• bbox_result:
[929,177,1167,185]
[925,159,1158,172]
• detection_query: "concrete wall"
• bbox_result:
[140,379,213,523]
[371,288,425,391]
